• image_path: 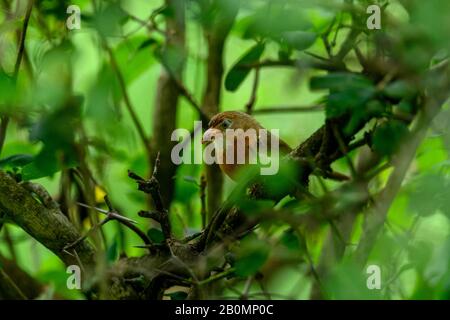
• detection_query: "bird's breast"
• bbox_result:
[217,135,258,180]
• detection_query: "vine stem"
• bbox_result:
[0,0,34,156]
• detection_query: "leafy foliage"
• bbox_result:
[0,0,450,301]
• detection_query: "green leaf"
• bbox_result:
[174,164,202,203]
[234,236,269,277]
[29,104,81,147]
[373,120,409,157]
[238,199,274,216]
[225,42,265,92]
[114,36,157,84]
[92,2,127,37]
[106,239,118,263]
[262,161,300,199]
[431,50,448,66]
[406,173,450,217]
[243,6,312,40]
[22,105,80,180]
[310,73,373,91]
[0,154,34,168]
[280,229,302,252]
[384,80,417,99]
[167,291,188,300]
[137,38,158,51]
[37,0,72,20]
[307,8,336,34]
[324,261,382,299]
[147,228,165,244]
[0,18,21,34]
[397,100,414,113]
[326,88,376,118]
[278,45,293,61]
[343,99,385,134]
[156,43,185,76]
[22,146,77,180]
[311,73,379,132]
[85,66,121,121]
[32,42,74,108]
[408,241,433,273]
[0,72,15,106]
[282,31,317,51]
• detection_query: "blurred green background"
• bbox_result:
[1,0,450,300]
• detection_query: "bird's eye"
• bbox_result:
[221,119,232,129]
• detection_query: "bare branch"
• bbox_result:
[129,153,171,239]
[251,105,324,115]
[0,171,96,268]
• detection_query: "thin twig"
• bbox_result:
[336,2,361,61]
[0,211,5,234]
[251,105,324,115]
[256,277,271,300]
[321,16,336,58]
[0,116,9,156]
[129,152,172,239]
[65,199,152,252]
[297,230,323,293]
[13,0,34,79]
[3,225,17,262]
[240,276,253,300]
[0,269,27,299]
[241,58,346,72]
[126,12,165,36]
[331,123,357,178]
[245,68,260,115]
[181,231,203,243]
[0,0,34,155]
[103,40,151,156]
[304,51,329,61]
[354,45,367,70]
[159,57,210,123]
[197,268,235,286]
[199,173,207,229]
[103,196,153,246]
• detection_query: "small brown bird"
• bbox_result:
[202,111,292,180]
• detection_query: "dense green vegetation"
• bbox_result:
[0,0,450,300]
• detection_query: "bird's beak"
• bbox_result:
[202,128,221,144]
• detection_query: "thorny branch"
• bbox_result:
[63,196,152,253]
[129,152,172,240]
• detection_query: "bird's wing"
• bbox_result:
[266,131,292,155]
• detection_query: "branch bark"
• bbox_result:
[0,253,43,299]
[0,171,95,270]
[201,0,238,220]
[151,0,186,207]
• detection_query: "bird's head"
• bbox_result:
[201,111,292,180]
[202,111,262,144]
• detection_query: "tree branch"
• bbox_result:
[0,171,96,270]
[200,0,238,219]
[151,0,186,207]
[0,253,43,299]
[129,153,171,239]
